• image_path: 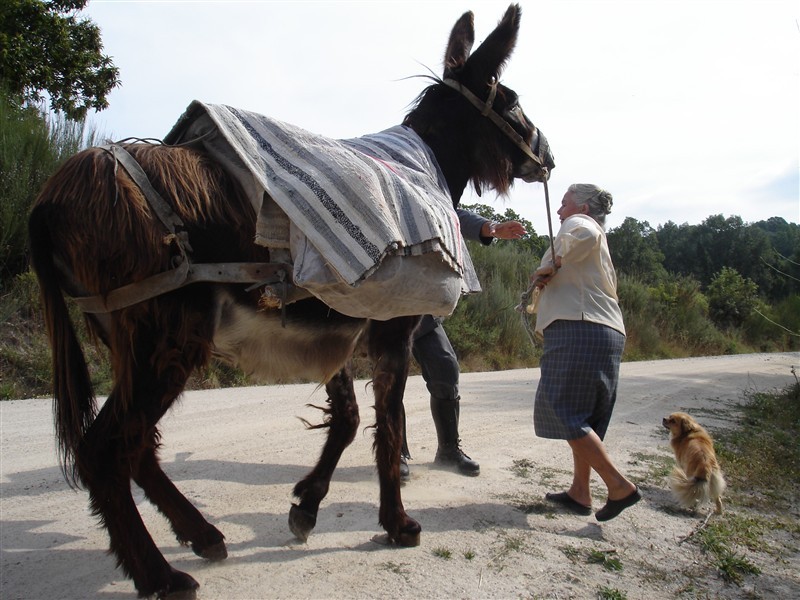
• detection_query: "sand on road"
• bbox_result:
[1,352,798,599]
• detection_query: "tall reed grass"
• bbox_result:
[1,97,98,282]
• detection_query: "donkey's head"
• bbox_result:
[404,4,555,203]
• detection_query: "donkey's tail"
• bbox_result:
[28,203,97,488]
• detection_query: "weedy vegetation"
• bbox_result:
[682,377,800,587]
[597,586,627,600]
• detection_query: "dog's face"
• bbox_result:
[662,412,698,438]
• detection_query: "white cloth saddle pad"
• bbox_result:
[165,101,480,319]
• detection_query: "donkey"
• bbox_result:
[28,5,553,598]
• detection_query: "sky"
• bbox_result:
[81,0,799,237]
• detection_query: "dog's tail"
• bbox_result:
[669,467,726,514]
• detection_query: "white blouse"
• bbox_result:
[534,214,626,336]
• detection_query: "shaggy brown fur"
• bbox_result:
[662,412,726,514]
[27,6,554,598]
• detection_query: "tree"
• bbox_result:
[607,217,666,283]
[657,220,694,277]
[0,0,119,119]
[753,217,800,299]
[460,202,549,256]
[656,215,783,301]
[706,266,758,329]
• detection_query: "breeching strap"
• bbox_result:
[57,144,291,314]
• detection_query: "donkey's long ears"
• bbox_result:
[444,11,475,76]
[448,4,521,84]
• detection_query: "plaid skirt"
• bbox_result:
[534,319,625,440]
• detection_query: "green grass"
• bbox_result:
[588,549,623,572]
[485,530,533,572]
[509,458,536,478]
[715,380,800,512]
[560,545,623,572]
[559,545,581,563]
[378,561,409,579]
[628,451,674,483]
[597,586,627,600]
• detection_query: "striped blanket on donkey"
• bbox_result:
[165,101,479,320]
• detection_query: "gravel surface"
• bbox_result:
[1,352,798,599]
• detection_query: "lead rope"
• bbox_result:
[515,178,557,347]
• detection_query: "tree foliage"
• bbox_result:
[0,0,119,119]
[1,92,96,282]
[461,202,550,257]
[706,266,759,329]
[607,217,666,283]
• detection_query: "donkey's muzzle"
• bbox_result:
[516,129,555,183]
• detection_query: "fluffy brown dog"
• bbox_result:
[662,412,726,514]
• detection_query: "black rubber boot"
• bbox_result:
[430,395,480,476]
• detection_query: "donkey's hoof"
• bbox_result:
[394,518,422,547]
[289,503,317,542]
[193,540,228,561]
[396,529,421,547]
[156,568,199,600]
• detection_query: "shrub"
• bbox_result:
[707,267,759,329]
[0,94,97,283]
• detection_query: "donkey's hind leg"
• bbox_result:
[133,432,227,561]
[79,390,200,599]
[290,364,360,542]
[80,305,215,598]
[368,316,421,546]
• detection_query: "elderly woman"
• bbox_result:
[532,183,641,521]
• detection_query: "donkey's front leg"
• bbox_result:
[368,316,422,547]
[290,364,360,542]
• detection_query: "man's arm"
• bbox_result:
[456,208,527,245]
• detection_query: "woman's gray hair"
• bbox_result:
[568,183,613,228]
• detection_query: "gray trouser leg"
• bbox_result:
[410,319,479,475]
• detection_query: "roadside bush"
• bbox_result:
[0,94,97,283]
[617,275,662,359]
[707,267,759,329]
[617,274,729,359]
[743,294,800,351]
[0,270,113,400]
[445,241,538,369]
[650,275,727,353]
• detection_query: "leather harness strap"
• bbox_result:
[103,144,194,253]
[57,144,294,314]
[62,259,292,314]
[441,78,546,170]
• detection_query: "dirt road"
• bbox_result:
[1,352,797,599]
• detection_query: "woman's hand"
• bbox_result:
[532,256,562,288]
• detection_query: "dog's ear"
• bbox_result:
[680,415,696,434]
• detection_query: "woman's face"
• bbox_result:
[557,190,587,223]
